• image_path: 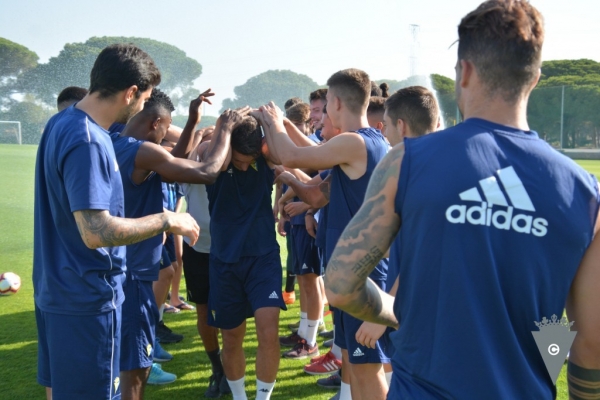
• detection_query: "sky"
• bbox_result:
[1,0,599,116]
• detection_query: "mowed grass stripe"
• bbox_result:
[1,144,596,399]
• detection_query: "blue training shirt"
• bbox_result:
[206,156,278,263]
[389,118,600,399]
[326,127,389,282]
[33,106,126,315]
[112,134,164,281]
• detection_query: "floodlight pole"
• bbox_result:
[560,85,564,149]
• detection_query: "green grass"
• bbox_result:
[1,143,598,399]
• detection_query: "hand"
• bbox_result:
[284,201,310,217]
[305,214,318,238]
[218,106,251,131]
[276,217,287,237]
[355,321,387,349]
[273,202,280,222]
[274,170,296,186]
[188,88,215,125]
[258,101,284,130]
[165,211,200,246]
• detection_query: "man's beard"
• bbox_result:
[115,102,137,124]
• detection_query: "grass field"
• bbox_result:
[1,144,597,399]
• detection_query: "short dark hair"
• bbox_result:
[309,88,327,103]
[286,103,311,125]
[284,97,303,111]
[385,86,439,136]
[326,69,371,114]
[89,44,161,99]
[370,81,382,97]
[141,88,175,118]
[458,0,544,102]
[367,96,385,116]
[57,86,88,108]
[231,116,263,158]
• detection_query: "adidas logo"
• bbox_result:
[269,291,278,299]
[445,166,548,237]
[353,348,365,357]
[302,263,308,270]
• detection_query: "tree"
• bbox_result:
[18,36,201,107]
[0,38,39,108]
[220,70,319,112]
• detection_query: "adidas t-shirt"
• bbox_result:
[389,118,600,399]
[33,106,126,315]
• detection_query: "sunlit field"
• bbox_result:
[1,144,596,399]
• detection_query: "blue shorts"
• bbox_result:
[160,234,176,269]
[120,274,158,371]
[333,278,389,364]
[208,249,287,329]
[291,225,322,276]
[36,305,122,399]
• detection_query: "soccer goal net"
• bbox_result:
[0,121,22,145]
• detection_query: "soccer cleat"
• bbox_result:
[304,351,342,375]
[153,340,173,362]
[147,363,177,385]
[205,372,225,398]
[319,329,334,339]
[323,338,334,348]
[317,372,342,389]
[282,291,296,305]
[287,320,301,331]
[219,374,231,395]
[283,339,319,360]
[156,320,184,344]
[279,332,302,347]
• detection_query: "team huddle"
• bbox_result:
[32,1,600,400]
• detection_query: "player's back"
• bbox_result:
[390,118,600,399]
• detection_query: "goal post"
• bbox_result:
[0,121,22,145]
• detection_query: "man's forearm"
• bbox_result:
[74,210,170,249]
[283,119,317,148]
[264,119,298,165]
[283,178,328,209]
[171,119,198,159]
[201,124,232,179]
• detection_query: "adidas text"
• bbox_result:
[446,203,548,237]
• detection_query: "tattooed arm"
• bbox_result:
[324,144,404,328]
[566,207,600,399]
[73,209,199,250]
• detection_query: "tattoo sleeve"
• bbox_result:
[324,146,404,328]
[568,361,600,399]
[74,210,169,249]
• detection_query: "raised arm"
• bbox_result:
[566,208,600,398]
[73,209,199,250]
[171,89,215,159]
[324,144,404,328]
[258,102,365,171]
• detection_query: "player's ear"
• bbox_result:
[152,117,161,130]
[458,60,473,89]
[124,85,138,104]
[376,121,384,131]
[398,118,407,139]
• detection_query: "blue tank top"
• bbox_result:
[390,118,600,399]
[112,135,164,281]
[206,156,278,263]
[326,127,389,281]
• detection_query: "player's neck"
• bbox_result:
[463,94,530,131]
[75,94,121,130]
[338,113,370,133]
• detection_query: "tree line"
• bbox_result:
[1,36,598,147]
